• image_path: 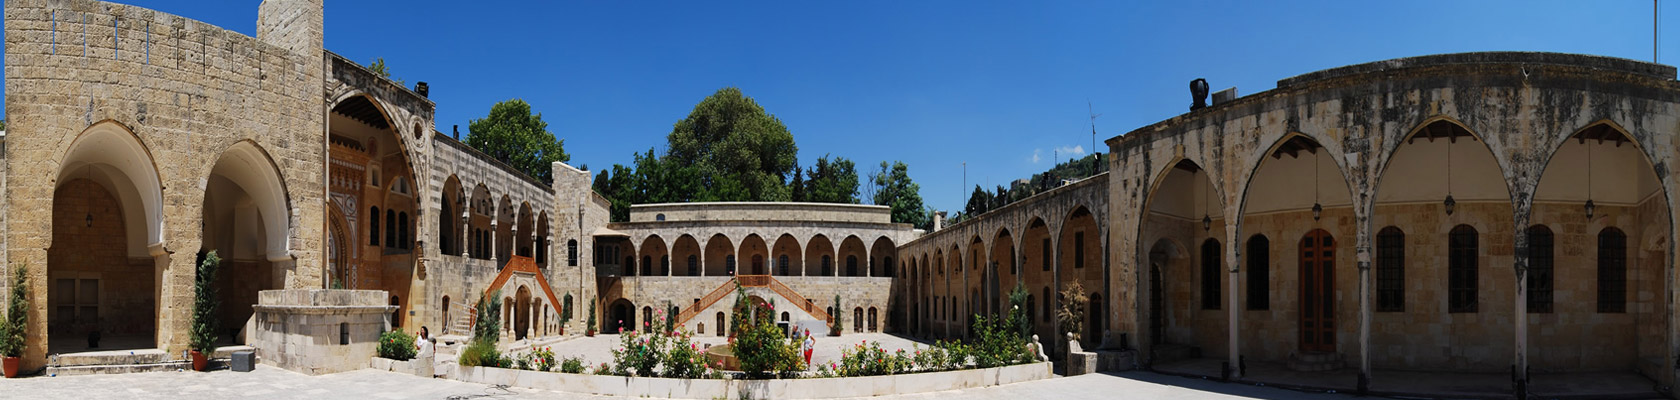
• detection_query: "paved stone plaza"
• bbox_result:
[0,366,1364,400]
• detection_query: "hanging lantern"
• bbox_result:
[1312,203,1323,221]
[1202,215,1212,231]
[1444,195,1457,216]
[1584,199,1596,219]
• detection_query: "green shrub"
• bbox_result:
[733,300,802,378]
[190,251,222,353]
[377,330,417,360]
[1057,282,1087,344]
[1,264,28,357]
[836,341,911,377]
[560,356,586,374]
[661,330,719,379]
[458,338,506,367]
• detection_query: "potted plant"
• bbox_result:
[585,301,596,337]
[189,251,222,371]
[830,295,843,337]
[2,264,28,378]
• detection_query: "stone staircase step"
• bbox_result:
[47,361,193,376]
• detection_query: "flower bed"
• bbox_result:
[451,361,1051,399]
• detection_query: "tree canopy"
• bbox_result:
[804,155,859,204]
[667,87,798,201]
[366,57,404,87]
[466,99,571,184]
[871,161,931,230]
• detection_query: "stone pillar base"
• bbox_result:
[251,289,396,375]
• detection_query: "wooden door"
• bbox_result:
[1149,260,1165,345]
[1298,229,1336,352]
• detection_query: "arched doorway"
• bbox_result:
[1138,158,1222,366]
[609,299,636,333]
[515,286,532,340]
[49,121,165,354]
[201,141,291,345]
[1298,229,1335,353]
[328,94,419,329]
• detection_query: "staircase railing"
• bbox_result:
[676,278,739,325]
[768,276,829,322]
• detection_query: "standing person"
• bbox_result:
[802,329,815,367]
[416,326,436,378]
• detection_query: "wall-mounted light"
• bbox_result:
[1444,136,1455,216]
[1312,149,1323,221]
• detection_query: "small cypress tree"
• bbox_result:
[1,264,29,357]
[831,294,843,335]
[585,301,596,335]
[190,251,222,353]
[473,291,502,343]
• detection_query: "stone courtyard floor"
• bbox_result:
[0,365,1374,400]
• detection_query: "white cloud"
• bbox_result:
[1055,145,1086,159]
[1030,149,1043,163]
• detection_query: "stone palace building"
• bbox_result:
[6,0,1680,396]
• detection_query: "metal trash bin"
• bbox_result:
[231,351,256,372]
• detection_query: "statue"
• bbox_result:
[1190,78,1210,111]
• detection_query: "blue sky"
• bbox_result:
[2,1,1670,212]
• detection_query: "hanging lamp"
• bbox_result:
[1444,135,1456,216]
[1202,173,1213,231]
[1312,148,1323,221]
[1585,140,1596,219]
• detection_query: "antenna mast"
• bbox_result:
[1088,100,1102,159]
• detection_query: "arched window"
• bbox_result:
[1526,225,1554,313]
[1376,227,1406,312]
[1598,227,1627,313]
[642,307,653,330]
[726,255,737,275]
[778,255,789,276]
[847,255,858,277]
[1448,225,1478,313]
[568,239,579,266]
[441,295,451,334]
[398,212,410,250]
[884,257,894,277]
[370,207,381,246]
[386,209,397,247]
[687,255,699,276]
[822,255,833,276]
[440,201,452,254]
[1245,235,1269,310]
[1200,238,1220,310]
[642,256,653,276]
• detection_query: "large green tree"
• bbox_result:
[466,99,571,184]
[667,88,798,201]
[870,161,931,229]
[804,155,859,204]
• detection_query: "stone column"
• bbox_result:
[833,243,842,277]
[489,221,498,264]
[1355,210,1374,385]
[1225,219,1241,379]
[460,212,469,257]
[1511,200,1532,394]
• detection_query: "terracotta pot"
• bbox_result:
[190,350,208,372]
[3,356,19,378]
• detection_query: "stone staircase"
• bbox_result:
[1287,351,1345,372]
[46,346,255,376]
